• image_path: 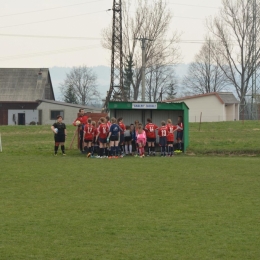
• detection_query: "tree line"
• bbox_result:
[60,0,260,114]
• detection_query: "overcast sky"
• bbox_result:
[0,0,223,68]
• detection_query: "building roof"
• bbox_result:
[0,68,55,102]
[38,99,101,111]
[217,92,240,104]
[165,92,240,105]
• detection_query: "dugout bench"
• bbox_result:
[108,101,189,152]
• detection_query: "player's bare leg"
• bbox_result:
[151,142,156,156]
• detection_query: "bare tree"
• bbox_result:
[60,66,100,106]
[145,64,177,101]
[183,37,229,94]
[102,0,180,100]
[207,0,260,112]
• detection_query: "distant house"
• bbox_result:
[0,68,54,125]
[0,68,101,125]
[165,92,240,122]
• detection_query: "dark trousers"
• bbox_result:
[79,130,83,151]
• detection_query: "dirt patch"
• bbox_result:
[186,152,196,156]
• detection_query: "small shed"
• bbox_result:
[108,101,189,151]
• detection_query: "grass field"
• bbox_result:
[0,122,260,259]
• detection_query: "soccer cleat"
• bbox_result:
[62,153,66,156]
[134,154,138,157]
[96,156,101,158]
[54,153,57,156]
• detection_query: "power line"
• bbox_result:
[0,44,101,61]
[0,33,229,45]
[0,33,102,40]
[0,10,107,29]
[0,0,107,18]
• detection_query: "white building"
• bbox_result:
[166,92,240,122]
[37,99,101,125]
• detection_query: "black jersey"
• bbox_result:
[53,122,66,135]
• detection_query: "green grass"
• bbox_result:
[188,120,260,155]
[0,123,260,259]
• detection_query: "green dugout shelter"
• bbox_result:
[108,101,189,152]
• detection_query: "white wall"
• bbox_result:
[177,96,224,122]
[8,109,38,125]
[37,102,101,125]
[225,104,235,121]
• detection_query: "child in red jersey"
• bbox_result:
[158,121,169,157]
[90,121,98,157]
[106,116,112,129]
[167,119,178,156]
[144,118,158,156]
[136,123,146,157]
[73,108,88,153]
[84,118,94,157]
[117,117,126,155]
[96,117,109,158]
[177,116,184,151]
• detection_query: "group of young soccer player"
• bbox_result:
[73,112,184,158]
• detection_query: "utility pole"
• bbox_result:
[135,37,153,101]
[103,0,125,111]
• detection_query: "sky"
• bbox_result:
[0,0,223,68]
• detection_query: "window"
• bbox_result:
[50,110,64,120]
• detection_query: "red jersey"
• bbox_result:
[97,123,109,138]
[84,123,94,140]
[177,122,184,132]
[158,126,168,137]
[107,121,112,129]
[119,122,126,134]
[167,124,177,141]
[73,115,88,126]
[145,123,158,138]
[93,127,98,138]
